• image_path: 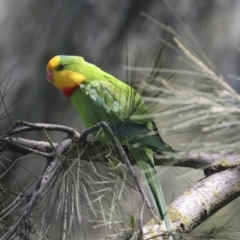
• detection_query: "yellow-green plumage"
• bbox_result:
[46,55,173,219]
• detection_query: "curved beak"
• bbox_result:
[46,70,53,82]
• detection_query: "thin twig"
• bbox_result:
[4,121,80,138]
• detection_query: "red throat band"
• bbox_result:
[62,86,79,98]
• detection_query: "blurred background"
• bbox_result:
[1,0,240,239]
[1,0,240,129]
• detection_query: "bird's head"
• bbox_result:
[46,55,86,98]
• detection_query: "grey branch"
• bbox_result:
[155,151,240,170]
[143,168,240,239]
[1,136,240,170]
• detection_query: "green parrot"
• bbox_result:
[46,55,173,219]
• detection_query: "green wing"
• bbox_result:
[70,77,150,125]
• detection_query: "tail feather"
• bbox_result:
[129,146,167,219]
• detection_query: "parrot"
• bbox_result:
[46,55,173,220]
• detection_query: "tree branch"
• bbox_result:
[1,136,240,171]
[143,167,240,239]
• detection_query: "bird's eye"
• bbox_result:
[59,64,65,70]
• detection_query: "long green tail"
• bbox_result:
[129,146,167,219]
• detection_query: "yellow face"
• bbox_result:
[46,56,86,90]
